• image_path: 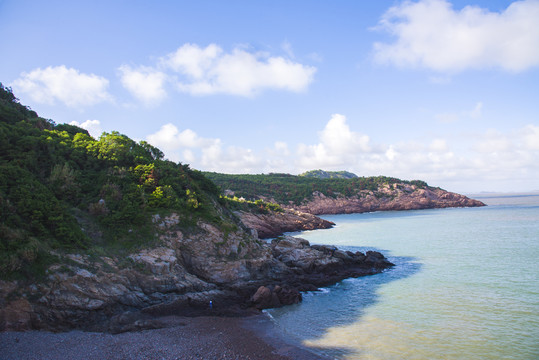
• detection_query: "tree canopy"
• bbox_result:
[0,83,226,278]
[203,172,429,205]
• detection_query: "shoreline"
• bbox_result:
[0,314,331,360]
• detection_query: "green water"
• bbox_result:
[267,194,539,359]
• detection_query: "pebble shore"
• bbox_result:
[0,315,329,360]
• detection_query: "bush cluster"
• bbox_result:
[0,84,224,277]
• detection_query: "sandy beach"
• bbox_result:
[0,315,329,360]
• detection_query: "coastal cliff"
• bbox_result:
[204,173,486,217]
[0,215,392,332]
[293,185,485,215]
[232,185,485,240]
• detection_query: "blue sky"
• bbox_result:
[1,0,538,193]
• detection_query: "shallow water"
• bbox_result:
[267,193,539,359]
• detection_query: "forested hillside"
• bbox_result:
[204,172,486,216]
[0,84,231,278]
[299,169,358,179]
[203,172,429,205]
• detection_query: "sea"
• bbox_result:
[265,193,539,360]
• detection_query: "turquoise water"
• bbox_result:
[267,194,539,359]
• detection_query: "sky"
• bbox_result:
[1,0,538,193]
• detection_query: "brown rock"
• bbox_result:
[236,209,334,239]
[0,299,33,331]
[291,187,485,215]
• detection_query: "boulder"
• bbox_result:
[249,285,302,310]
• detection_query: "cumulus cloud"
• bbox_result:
[297,114,372,169]
[146,123,215,152]
[69,119,103,138]
[373,0,539,72]
[161,43,316,96]
[201,143,261,172]
[294,114,539,191]
[118,65,167,105]
[146,117,539,192]
[11,65,110,107]
[146,123,263,172]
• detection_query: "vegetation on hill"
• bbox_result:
[0,84,235,279]
[299,169,358,179]
[220,196,284,214]
[203,172,429,205]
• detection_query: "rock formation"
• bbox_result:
[293,185,485,215]
[236,208,335,239]
[233,185,484,239]
[0,215,393,332]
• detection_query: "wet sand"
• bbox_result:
[0,315,329,360]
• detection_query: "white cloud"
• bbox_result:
[385,145,398,161]
[294,115,539,191]
[11,65,110,107]
[161,43,316,96]
[69,119,103,138]
[475,129,512,153]
[430,138,448,152]
[146,118,539,192]
[146,123,215,153]
[373,0,539,72]
[521,124,539,150]
[163,43,222,79]
[146,123,262,172]
[201,143,261,172]
[182,149,196,164]
[118,65,167,105]
[273,141,290,156]
[297,114,372,169]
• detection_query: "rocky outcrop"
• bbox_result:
[236,209,334,239]
[248,236,393,310]
[0,214,393,332]
[234,185,484,240]
[293,185,485,215]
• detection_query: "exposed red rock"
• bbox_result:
[292,185,485,215]
[236,208,334,239]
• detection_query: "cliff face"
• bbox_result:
[292,185,485,215]
[0,215,392,332]
[0,214,274,332]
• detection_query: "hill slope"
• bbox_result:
[299,169,358,179]
[0,84,393,331]
[203,172,485,214]
[0,83,247,279]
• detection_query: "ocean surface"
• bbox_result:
[266,193,539,360]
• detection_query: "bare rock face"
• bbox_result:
[236,209,334,239]
[293,186,485,215]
